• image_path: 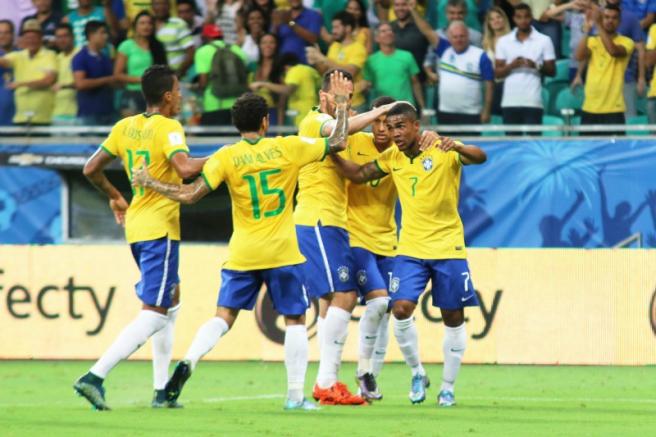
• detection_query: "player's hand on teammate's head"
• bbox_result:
[131,164,151,188]
[109,195,128,227]
[418,130,439,151]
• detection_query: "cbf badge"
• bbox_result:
[422,157,433,171]
[357,270,367,286]
[337,266,350,282]
[389,277,400,293]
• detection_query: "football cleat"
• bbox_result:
[313,382,367,405]
[409,374,430,404]
[152,389,184,408]
[73,372,110,411]
[284,398,320,411]
[356,372,383,401]
[438,390,456,407]
[164,360,192,403]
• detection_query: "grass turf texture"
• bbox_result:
[1,361,654,436]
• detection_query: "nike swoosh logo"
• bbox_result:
[392,167,402,171]
[450,348,465,353]
[333,340,346,345]
[461,294,474,302]
[357,152,369,156]
[364,335,377,340]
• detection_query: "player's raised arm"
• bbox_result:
[325,71,351,153]
[132,165,210,205]
[83,146,129,227]
[438,136,487,165]
[320,100,406,137]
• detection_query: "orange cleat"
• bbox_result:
[313,381,367,405]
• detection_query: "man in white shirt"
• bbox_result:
[494,3,556,131]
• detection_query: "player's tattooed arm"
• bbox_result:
[83,147,129,227]
[325,71,350,153]
[331,154,387,183]
[132,165,211,204]
[438,136,487,165]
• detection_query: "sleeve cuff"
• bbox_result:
[321,138,330,161]
[201,173,214,191]
[167,148,189,160]
[374,160,388,175]
[319,118,333,138]
[100,145,117,158]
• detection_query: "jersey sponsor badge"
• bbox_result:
[337,265,350,283]
[168,132,184,146]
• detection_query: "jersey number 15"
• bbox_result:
[243,169,286,219]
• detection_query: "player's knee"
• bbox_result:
[332,291,358,312]
[441,309,464,327]
[284,314,306,325]
[392,301,414,320]
[366,295,390,317]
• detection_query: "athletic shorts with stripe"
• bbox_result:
[295,223,358,299]
[130,236,180,308]
[218,264,310,316]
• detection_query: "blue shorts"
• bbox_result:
[130,236,180,308]
[296,224,357,299]
[352,247,395,297]
[218,264,310,316]
[389,256,479,310]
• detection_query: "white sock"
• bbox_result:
[316,306,351,388]
[184,317,229,370]
[358,297,390,376]
[316,316,325,351]
[90,310,168,378]
[372,312,390,377]
[441,323,467,393]
[151,304,180,390]
[393,316,425,377]
[284,324,308,402]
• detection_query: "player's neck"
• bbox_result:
[402,142,421,159]
[145,105,172,118]
[374,140,391,153]
[241,131,262,143]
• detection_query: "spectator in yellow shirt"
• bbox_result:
[306,11,368,110]
[576,3,634,132]
[0,19,57,125]
[645,23,656,123]
[52,23,78,125]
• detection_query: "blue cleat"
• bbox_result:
[409,374,430,404]
[152,389,184,408]
[73,372,110,411]
[284,398,320,411]
[438,390,456,407]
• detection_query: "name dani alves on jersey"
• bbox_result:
[232,146,283,169]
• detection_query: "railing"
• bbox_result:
[613,233,643,248]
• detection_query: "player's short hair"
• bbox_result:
[332,11,356,29]
[84,20,106,39]
[141,64,176,106]
[321,68,353,91]
[605,3,621,15]
[231,93,268,132]
[387,102,418,121]
[513,3,532,15]
[371,96,395,109]
[278,52,300,68]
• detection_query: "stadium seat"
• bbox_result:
[627,115,649,136]
[545,81,569,115]
[482,115,504,137]
[555,87,584,114]
[561,26,571,58]
[637,95,647,115]
[542,115,564,137]
[544,59,570,85]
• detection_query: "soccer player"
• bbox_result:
[131,76,351,410]
[74,65,208,410]
[347,96,440,401]
[332,102,487,407]
[295,69,403,405]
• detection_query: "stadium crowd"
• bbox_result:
[1,0,656,130]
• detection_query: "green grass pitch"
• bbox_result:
[1,361,655,436]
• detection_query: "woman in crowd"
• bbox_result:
[249,33,283,124]
[482,6,510,115]
[238,7,268,67]
[114,11,167,117]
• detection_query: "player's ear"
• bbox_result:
[261,114,269,132]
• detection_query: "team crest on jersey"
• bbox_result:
[357,270,367,286]
[389,277,400,293]
[422,157,433,171]
[337,266,350,283]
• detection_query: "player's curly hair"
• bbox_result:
[231,93,268,132]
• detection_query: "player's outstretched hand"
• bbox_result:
[132,164,151,188]
[330,70,351,103]
[109,195,128,227]
[437,136,459,152]
[418,130,439,151]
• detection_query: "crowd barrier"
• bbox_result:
[2,245,655,365]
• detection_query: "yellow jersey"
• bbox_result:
[202,135,329,270]
[647,25,656,98]
[294,108,350,229]
[375,142,466,260]
[284,64,320,126]
[583,35,634,114]
[102,114,189,244]
[326,40,367,108]
[346,133,397,257]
